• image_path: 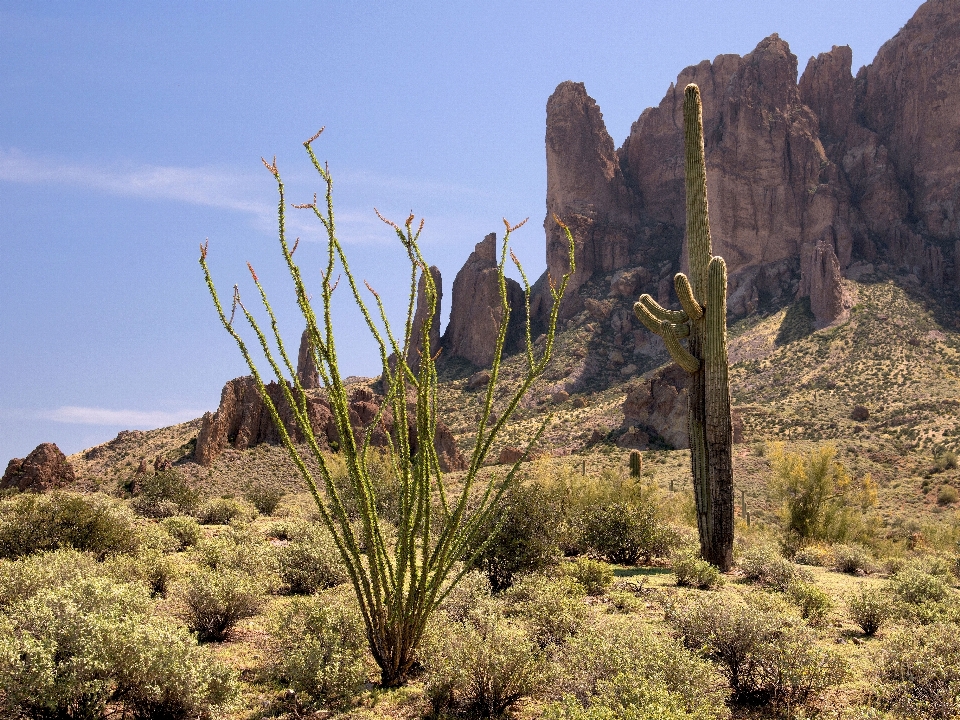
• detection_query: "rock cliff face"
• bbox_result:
[407,266,442,373]
[442,233,524,367]
[1,443,76,492]
[194,377,465,472]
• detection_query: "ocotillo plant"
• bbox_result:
[633,84,734,570]
[629,450,643,479]
[200,130,575,686]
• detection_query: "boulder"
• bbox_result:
[1,443,76,492]
[622,365,689,449]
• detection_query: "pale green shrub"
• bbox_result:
[195,526,276,578]
[277,522,348,594]
[266,594,368,709]
[875,623,960,718]
[505,576,587,647]
[128,469,201,518]
[243,479,286,516]
[161,515,202,550]
[847,586,890,636]
[890,567,949,605]
[198,497,257,525]
[787,579,834,626]
[178,568,262,642]
[580,502,661,565]
[739,545,808,591]
[832,544,872,574]
[563,558,614,596]
[673,551,723,589]
[104,549,175,598]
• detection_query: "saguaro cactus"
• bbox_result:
[633,84,734,570]
[629,450,643,478]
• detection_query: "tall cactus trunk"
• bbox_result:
[634,84,734,570]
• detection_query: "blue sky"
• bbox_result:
[0,1,923,463]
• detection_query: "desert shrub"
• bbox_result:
[0,549,97,609]
[832,543,872,574]
[549,615,729,717]
[505,575,587,647]
[243,479,286,516]
[793,544,832,567]
[563,557,614,596]
[266,593,368,709]
[439,571,493,623]
[770,444,875,548]
[875,623,960,719]
[890,567,949,605]
[0,491,140,559]
[104,550,175,597]
[195,525,276,578]
[0,557,235,719]
[129,469,201,518]
[673,551,723,589]
[472,482,561,591]
[937,485,959,506]
[423,602,544,718]
[178,567,262,642]
[847,586,890,636]
[786,579,833,626]
[667,591,844,706]
[198,496,257,525]
[580,502,661,565]
[161,515,202,550]
[277,522,349,594]
[739,545,809,591]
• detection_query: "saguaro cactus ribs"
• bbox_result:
[633,84,735,570]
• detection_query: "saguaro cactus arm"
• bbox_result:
[675,273,703,321]
[633,294,699,372]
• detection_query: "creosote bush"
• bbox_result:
[161,514,202,550]
[277,522,349,594]
[266,593,368,709]
[673,550,723,589]
[128,469,201,519]
[738,545,809,591]
[831,543,872,574]
[580,501,661,565]
[0,491,141,560]
[178,567,262,642]
[244,479,286,516]
[0,551,236,719]
[504,575,588,648]
[198,496,257,525]
[875,623,960,718]
[847,586,889,636]
[563,557,614,596]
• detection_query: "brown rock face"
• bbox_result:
[621,34,857,324]
[622,365,689,449]
[296,328,320,389]
[443,233,524,367]
[407,266,442,374]
[194,376,464,472]
[799,239,849,327]
[857,0,960,243]
[543,82,637,313]
[1,443,76,492]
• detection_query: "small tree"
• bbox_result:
[199,129,574,686]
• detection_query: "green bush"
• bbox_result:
[472,483,561,591]
[0,491,141,559]
[104,550,175,598]
[266,593,368,709]
[673,551,723,590]
[198,497,257,525]
[423,603,545,718]
[786,579,833,626]
[128,469,201,519]
[793,544,832,567]
[0,556,235,719]
[505,575,587,648]
[277,522,349,594]
[0,549,97,609]
[875,623,960,718]
[549,615,729,717]
[563,558,614,596]
[195,526,276,578]
[847,586,890,636]
[161,515,202,550]
[580,502,660,565]
[666,591,844,707]
[243,479,286,516]
[890,567,950,605]
[738,545,808,591]
[177,568,262,642]
[832,544,872,574]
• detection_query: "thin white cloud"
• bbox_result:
[0,147,272,215]
[39,405,201,428]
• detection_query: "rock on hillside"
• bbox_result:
[407,265,442,374]
[195,377,466,472]
[442,233,524,368]
[1,442,76,492]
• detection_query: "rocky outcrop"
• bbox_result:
[1,443,76,492]
[443,233,524,367]
[800,239,849,327]
[407,266,442,373]
[622,365,689,449]
[194,376,465,472]
[296,328,320,389]
[542,82,637,314]
[621,34,858,325]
